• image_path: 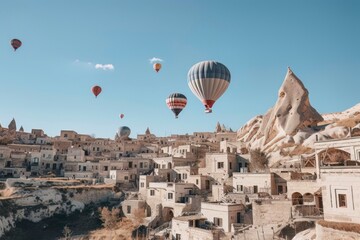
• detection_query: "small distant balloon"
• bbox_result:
[153,63,162,73]
[120,114,124,119]
[166,93,187,118]
[92,85,102,98]
[11,39,22,51]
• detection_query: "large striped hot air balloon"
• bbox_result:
[166,93,187,118]
[187,61,231,113]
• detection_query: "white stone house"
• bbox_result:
[232,172,276,195]
[171,215,223,240]
[201,202,245,233]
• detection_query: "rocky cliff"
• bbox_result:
[0,179,114,238]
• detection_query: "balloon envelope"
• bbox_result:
[120,114,124,119]
[166,93,187,118]
[118,126,131,138]
[92,85,102,97]
[11,39,22,51]
[153,63,162,72]
[187,61,231,113]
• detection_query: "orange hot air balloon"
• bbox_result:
[92,85,102,98]
[153,63,161,72]
[11,39,22,51]
[120,114,124,119]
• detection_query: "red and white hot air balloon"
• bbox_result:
[166,93,187,118]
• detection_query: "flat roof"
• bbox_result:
[173,215,207,221]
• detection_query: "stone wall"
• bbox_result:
[316,222,360,240]
[252,200,292,226]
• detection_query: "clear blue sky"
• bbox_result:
[1,0,359,138]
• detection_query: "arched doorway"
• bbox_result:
[318,148,350,166]
[303,193,314,204]
[163,207,174,222]
[292,192,303,205]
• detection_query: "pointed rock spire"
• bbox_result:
[215,122,222,133]
[8,118,17,131]
[260,67,323,144]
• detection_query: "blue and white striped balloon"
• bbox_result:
[188,61,231,113]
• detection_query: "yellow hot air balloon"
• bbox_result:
[153,63,162,73]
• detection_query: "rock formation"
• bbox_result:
[8,118,16,132]
[260,68,323,145]
[238,67,324,152]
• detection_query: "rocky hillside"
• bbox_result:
[0,178,115,238]
[237,67,360,163]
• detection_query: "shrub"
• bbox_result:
[249,148,269,172]
[99,207,121,229]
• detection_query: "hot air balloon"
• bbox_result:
[120,114,124,119]
[118,126,131,139]
[91,85,102,98]
[166,93,187,118]
[187,61,231,113]
[153,63,162,72]
[11,39,22,51]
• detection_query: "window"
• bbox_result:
[140,162,143,168]
[129,162,133,168]
[127,206,131,214]
[196,179,199,185]
[144,162,148,168]
[229,162,232,169]
[176,234,181,240]
[237,185,243,192]
[168,193,173,199]
[253,185,258,194]
[214,217,223,227]
[150,190,155,196]
[124,176,129,180]
[140,182,144,188]
[182,173,187,179]
[104,166,108,171]
[217,162,224,169]
[338,194,347,208]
